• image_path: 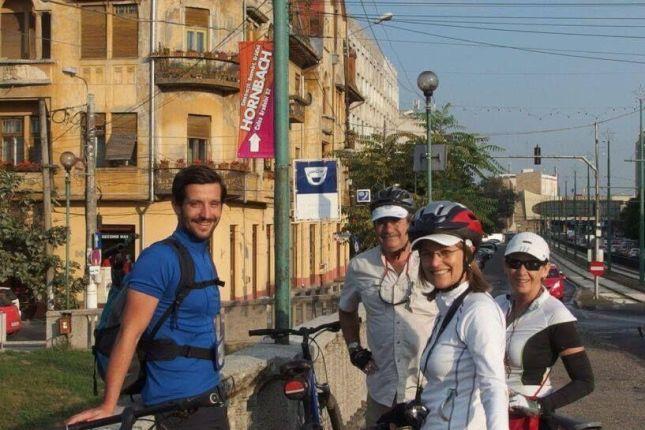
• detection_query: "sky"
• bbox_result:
[346,0,645,196]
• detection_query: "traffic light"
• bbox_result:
[534,145,541,165]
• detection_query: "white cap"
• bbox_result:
[505,232,549,261]
[371,205,409,222]
[411,233,469,249]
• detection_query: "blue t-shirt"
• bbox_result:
[128,227,221,405]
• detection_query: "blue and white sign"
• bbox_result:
[294,159,339,220]
[356,189,371,204]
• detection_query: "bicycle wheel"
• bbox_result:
[319,393,343,430]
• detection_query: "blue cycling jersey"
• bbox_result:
[128,226,221,405]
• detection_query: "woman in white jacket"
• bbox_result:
[409,201,508,430]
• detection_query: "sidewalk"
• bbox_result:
[551,251,645,310]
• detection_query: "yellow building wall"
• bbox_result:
[3,0,350,307]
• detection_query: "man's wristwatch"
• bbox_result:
[347,341,361,354]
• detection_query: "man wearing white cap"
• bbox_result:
[339,186,438,428]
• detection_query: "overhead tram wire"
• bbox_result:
[478,108,639,137]
[375,22,645,66]
[371,18,645,40]
[366,0,420,100]
[371,18,645,29]
[289,29,645,59]
[341,1,645,7]
[356,0,419,97]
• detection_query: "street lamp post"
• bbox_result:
[417,70,439,202]
[59,151,77,309]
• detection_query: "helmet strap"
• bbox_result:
[382,241,411,262]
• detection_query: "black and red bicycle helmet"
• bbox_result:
[409,201,484,249]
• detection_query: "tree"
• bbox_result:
[480,177,518,232]
[337,104,505,252]
[0,169,84,310]
[619,198,639,240]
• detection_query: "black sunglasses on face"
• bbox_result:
[505,258,545,271]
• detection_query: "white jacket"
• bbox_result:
[420,282,508,430]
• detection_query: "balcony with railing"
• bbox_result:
[344,48,364,104]
[288,5,323,69]
[289,93,311,124]
[321,115,335,136]
[152,49,239,94]
[155,165,272,203]
[289,101,305,123]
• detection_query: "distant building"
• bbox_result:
[395,110,425,138]
[347,18,399,144]
[498,169,558,232]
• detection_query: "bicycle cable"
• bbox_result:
[311,331,331,385]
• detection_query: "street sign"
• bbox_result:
[413,144,447,173]
[589,261,605,277]
[356,189,371,203]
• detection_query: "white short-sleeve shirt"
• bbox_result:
[339,246,439,406]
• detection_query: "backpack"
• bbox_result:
[92,237,225,396]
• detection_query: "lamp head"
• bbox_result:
[62,67,78,77]
[374,13,393,24]
[59,151,77,172]
[417,70,439,97]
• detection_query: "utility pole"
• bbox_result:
[39,99,54,310]
[85,93,98,309]
[594,122,601,299]
[274,0,291,332]
[564,179,568,256]
[587,164,591,249]
[606,136,612,271]
[574,170,578,258]
[638,98,645,285]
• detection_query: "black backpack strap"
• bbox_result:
[147,238,194,338]
[140,338,216,361]
[147,237,222,339]
[415,287,472,402]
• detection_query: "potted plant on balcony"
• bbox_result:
[13,160,42,172]
[175,158,187,169]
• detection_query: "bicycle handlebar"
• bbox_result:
[65,391,224,430]
[248,320,341,339]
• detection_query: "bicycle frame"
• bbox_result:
[249,320,342,429]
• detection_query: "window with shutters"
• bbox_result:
[81,5,107,58]
[187,115,210,164]
[29,116,41,163]
[102,113,137,167]
[113,5,138,58]
[1,0,36,59]
[185,7,209,53]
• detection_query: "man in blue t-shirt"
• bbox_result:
[68,165,230,430]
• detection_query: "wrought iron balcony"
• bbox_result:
[152,49,239,94]
[321,115,335,136]
[289,101,305,123]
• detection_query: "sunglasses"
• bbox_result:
[505,258,545,271]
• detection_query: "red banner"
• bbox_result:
[237,41,274,158]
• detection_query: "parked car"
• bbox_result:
[480,242,498,253]
[543,264,566,300]
[0,287,20,317]
[0,295,22,335]
[628,248,640,258]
